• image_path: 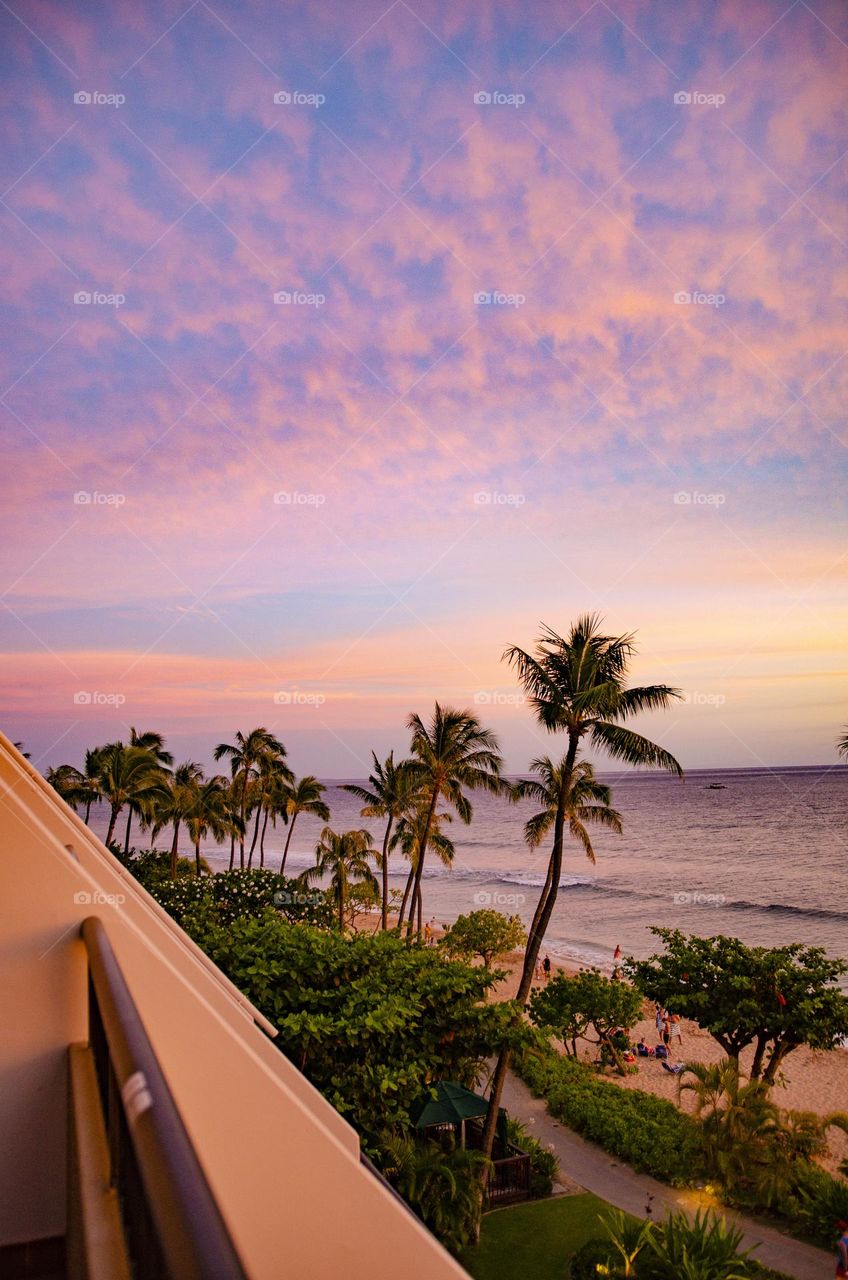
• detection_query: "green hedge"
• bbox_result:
[514,1035,704,1187]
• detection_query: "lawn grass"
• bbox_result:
[461,1193,610,1280]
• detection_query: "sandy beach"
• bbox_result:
[489,951,848,1177]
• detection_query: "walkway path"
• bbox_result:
[502,1070,833,1280]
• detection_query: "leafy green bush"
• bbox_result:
[193,912,518,1141]
[505,1116,559,1198]
[515,1035,704,1187]
[774,1160,848,1250]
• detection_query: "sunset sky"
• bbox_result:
[2,0,846,775]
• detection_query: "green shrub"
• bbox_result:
[775,1160,848,1250]
[515,1035,704,1187]
[506,1116,559,1198]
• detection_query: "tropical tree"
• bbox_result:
[276,775,330,876]
[530,969,642,1066]
[122,728,174,855]
[479,615,682,1186]
[213,728,286,869]
[185,775,241,877]
[151,761,205,878]
[440,909,526,970]
[679,1058,848,1209]
[97,742,170,847]
[380,1133,489,1256]
[301,827,378,931]
[401,704,505,938]
[628,928,848,1082]
[838,727,848,760]
[342,751,419,929]
[393,801,456,935]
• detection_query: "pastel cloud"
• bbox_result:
[1,0,846,769]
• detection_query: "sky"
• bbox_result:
[1,0,846,777]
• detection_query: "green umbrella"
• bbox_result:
[411,1080,489,1148]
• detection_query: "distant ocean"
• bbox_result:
[89,766,848,979]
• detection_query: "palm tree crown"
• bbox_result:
[214,728,286,868]
[302,826,377,931]
[401,703,504,937]
[276,775,330,876]
[342,751,419,929]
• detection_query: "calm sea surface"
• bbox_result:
[89,765,848,976]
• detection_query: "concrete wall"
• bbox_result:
[0,733,467,1278]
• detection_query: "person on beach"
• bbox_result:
[423,919,432,946]
[836,1219,848,1278]
[428,917,437,946]
[543,954,551,983]
[668,1013,683,1046]
[655,1003,665,1039]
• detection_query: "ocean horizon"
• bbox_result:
[88,763,848,981]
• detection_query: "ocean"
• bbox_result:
[88,765,848,976]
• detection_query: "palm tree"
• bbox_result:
[97,743,170,847]
[123,728,173,855]
[213,728,286,868]
[517,756,622,949]
[838,727,848,761]
[380,1133,489,1256]
[400,704,504,939]
[479,614,682,1183]
[394,801,455,935]
[301,827,377,931]
[46,763,88,809]
[185,775,239,877]
[246,753,294,869]
[342,752,419,929]
[151,761,205,878]
[277,775,330,876]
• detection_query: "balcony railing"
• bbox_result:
[75,916,247,1280]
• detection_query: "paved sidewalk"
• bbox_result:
[502,1070,833,1280]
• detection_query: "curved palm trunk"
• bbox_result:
[239,770,250,868]
[105,803,120,846]
[247,800,262,870]
[259,807,270,868]
[397,860,416,931]
[228,833,235,872]
[338,873,345,932]
[84,797,93,825]
[194,838,202,878]
[279,813,298,876]
[123,806,134,857]
[380,816,394,930]
[169,818,181,880]
[405,786,439,941]
[478,732,579,1194]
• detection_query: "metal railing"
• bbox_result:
[81,916,247,1280]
